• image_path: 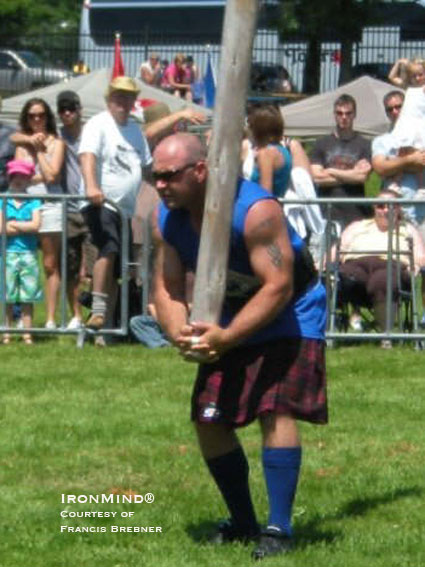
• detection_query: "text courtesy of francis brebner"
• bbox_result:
[59,493,162,534]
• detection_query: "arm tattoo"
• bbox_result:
[267,242,283,268]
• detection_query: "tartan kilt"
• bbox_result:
[191,337,327,427]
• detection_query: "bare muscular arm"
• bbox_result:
[184,199,294,359]
[152,209,190,343]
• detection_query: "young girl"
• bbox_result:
[0,160,42,344]
[388,57,425,90]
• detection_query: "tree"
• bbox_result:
[0,0,80,38]
[274,0,380,93]
[0,0,80,67]
[0,0,31,39]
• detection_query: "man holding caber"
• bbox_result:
[152,133,327,560]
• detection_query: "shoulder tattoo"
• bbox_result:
[251,217,274,235]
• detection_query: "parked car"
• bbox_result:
[350,63,392,83]
[0,50,71,96]
[250,62,296,94]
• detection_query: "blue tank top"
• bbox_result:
[250,143,292,198]
[158,178,326,343]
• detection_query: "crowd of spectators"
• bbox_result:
[240,66,425,346]
[139,52,203,104]
[0,76,206,344]
[2,54,425,346]
[2,54,423,567]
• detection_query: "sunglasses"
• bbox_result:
[375,203,399,210]
[58,104,79,113]
[335,110,354,117]
[28,111,46,119]
[152,162,197,183]
[385,104,402,113]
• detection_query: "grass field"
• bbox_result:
[1,340,424,567]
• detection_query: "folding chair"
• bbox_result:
[328,229,420,345]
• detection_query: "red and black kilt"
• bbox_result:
[191,337,327,427]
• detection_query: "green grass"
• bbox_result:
[1,341,424,567]
[365,170,382,197]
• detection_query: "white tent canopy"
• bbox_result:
[282,76,400,138]
[0,68,210,126]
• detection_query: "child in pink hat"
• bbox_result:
[0,159,43,344]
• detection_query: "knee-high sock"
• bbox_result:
[206,446,259,536]
[91,291,108,316]
[262,446,302,536]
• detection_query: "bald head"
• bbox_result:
[152,133,208,213]
[153,133,206,168]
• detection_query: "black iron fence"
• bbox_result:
[1,27,425,97]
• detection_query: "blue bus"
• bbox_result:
[75,1,425,92]
[79,0,229,76]
[78,0,282,78]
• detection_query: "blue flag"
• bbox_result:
[203,53,216,109]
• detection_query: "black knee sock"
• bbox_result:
[206,446,259,536]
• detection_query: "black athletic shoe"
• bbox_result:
[78,291,92,309]
[209,519,259,545]
[251,525,293,560]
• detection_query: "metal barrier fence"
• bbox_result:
[2,26,425,95]
[0,194,130,347]
[136,195,425,347]
[1,194,424,347]
[285,196,425,346]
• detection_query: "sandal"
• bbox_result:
[23,334,33,345]
[2,334,11,345]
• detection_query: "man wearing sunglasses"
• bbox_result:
[371,90,408,179]
[371,89,425,212]
[56,90,89,330]
[372,89,425,326]
[152,133,327,560]
[310,94,372,230]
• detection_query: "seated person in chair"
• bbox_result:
[338,187,425,343]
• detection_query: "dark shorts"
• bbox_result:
[67,212,89,239]
[67,213,88,280]
[191,337,327,427]
[81,205,121,258]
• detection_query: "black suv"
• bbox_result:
[350,63,392,82]
[250,62,296,94]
